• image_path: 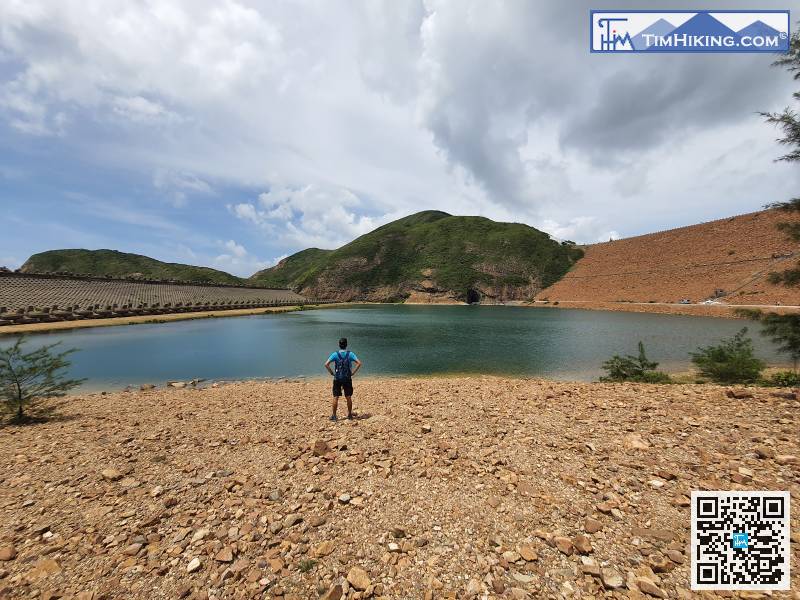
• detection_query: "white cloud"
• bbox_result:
[212,239,269,276]
[153,168,213,207]
[231,183,386,249]
[0,0,796,261]
[0,255,21,269]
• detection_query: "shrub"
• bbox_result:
[689,328,765,384]
[600,341,672,383]
[765,370,800,387]
[0,336,85,423]
[298,559,317,573]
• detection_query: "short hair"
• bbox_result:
[338,337,347,349]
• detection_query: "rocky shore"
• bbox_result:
[0,377,798,599]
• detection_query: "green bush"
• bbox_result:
[765,370,800,387]
[690,328,765,384]
[600,341,672,383]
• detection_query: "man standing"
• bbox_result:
[324,337,362,421]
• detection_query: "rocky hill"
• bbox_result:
[538,209,800,306]
[250,211,583,302]
[20,249,243,286]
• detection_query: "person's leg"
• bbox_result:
[331,380,341,420]
[344,380,353,419]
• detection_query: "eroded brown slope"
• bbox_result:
[538,209,800,305]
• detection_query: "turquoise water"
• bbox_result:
[0,305,786,390]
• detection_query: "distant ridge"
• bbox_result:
[20,249,244,285]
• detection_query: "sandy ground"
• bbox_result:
[0,377,798,600]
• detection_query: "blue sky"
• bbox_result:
[1,0,799,276]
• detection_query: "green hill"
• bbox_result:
[250,248,333,289]
[20,249,244,285]
[249,211,583,302]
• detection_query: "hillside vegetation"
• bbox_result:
[250,211,583,302]
[21,249,243,285]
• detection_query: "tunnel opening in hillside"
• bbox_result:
[466,289,481,304]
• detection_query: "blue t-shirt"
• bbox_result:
[328,350,358,365]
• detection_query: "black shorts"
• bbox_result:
[332,378,353,397]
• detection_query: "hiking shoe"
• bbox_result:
[329,415,337,421]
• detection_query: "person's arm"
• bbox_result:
[324,357,334,376]
[351,358,362,376]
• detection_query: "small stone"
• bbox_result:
[308,515,327,527]
[580,556,601,577]
[187,557,202,573]
[338,494,351,504]
[518,544,537,561]
[214,547,233,563]
[312,440,330,456]
[584,517,603,533]
[387,542,401,553]
[553,536,573,555]
[601,568,624,589]
[776,454,798,465]
[283,513,302,527]
[391,527,406,538]
[754,446,774,459]
[648,479,665,489]
[321,585,343,600]
[140,383,156,391]
[101,468,123,481]
[421,425,432,433]
[726,388,753,399]
[666,550,684,564]
[636,577,667,598]
[347,566,371,591]
[122,543,142,556]
[313,541,335,557]
[0,545,16,561]
[623,433,650,450]
[646,552,669,572]
[190,529,209,543]
[596,500,617,514]
[169,381,187,388]
[465,578,481,597]
[573,534,592,554]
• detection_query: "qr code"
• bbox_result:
[691,491,790,590]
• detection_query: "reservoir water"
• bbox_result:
[0,305,786,390]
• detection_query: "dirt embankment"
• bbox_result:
[538,209,800,307]
[1,377,798,599]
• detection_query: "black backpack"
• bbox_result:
[334,350,352,380]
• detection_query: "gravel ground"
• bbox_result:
[0,377,798,600]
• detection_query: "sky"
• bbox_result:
[1,0,798,277]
